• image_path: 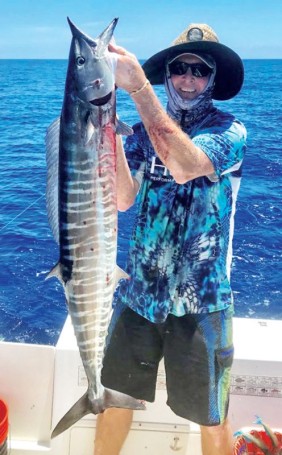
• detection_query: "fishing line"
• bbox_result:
[0,193,45,233]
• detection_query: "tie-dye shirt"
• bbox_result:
[116,107,247,323]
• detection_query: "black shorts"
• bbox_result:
[101,305,234,426]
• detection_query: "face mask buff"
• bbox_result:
[164,53,216,129]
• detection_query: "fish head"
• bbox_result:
[67,18,118,105]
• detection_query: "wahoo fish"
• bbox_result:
[45,17,145,438]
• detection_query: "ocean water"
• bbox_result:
[0,59,281,345]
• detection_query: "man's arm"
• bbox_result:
[110,43,214,184]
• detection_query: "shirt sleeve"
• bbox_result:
[192,115,247,178]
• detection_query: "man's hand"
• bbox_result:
[108,42,147,94]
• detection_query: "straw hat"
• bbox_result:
[142,23,244,100]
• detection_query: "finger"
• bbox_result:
[108,42,127,55]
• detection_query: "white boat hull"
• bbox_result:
[1,317,282,454]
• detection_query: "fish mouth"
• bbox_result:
[89,92,112,106]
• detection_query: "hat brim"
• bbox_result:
[142,41,244,100]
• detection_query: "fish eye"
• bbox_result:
[76,56,85,66]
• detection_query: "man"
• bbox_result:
[94,23,247,455]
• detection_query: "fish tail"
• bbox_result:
[51,388,145,438]
[51,392,91,438]
[103,387,146,412]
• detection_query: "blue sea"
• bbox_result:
[0,59,281,345]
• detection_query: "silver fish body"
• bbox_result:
[46,18,145,438]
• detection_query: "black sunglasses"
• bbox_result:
[168,61,212,78]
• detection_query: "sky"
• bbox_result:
[0,0,281,59]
